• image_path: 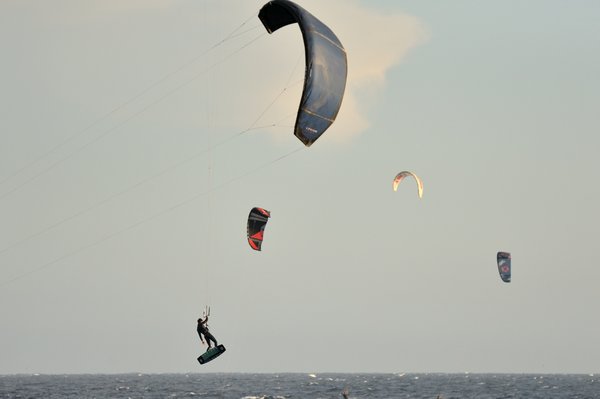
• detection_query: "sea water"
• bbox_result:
[1,373,598,398]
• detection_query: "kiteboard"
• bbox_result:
[197,344,226,365]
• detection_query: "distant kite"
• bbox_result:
[258,0,347,146]
[496,252,511,283]
[393,171,424,199]
[247,207,271,251]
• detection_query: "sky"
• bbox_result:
[1,0,599,374]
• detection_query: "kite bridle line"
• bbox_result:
[0,145,304,290]
[0,9,304,290]
[0,33,301,260]
[0,12,262,201]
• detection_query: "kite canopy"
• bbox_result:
[497,252,511,283]
[258,0,347,147]
[392,171,424,199]
[247,207,271,251]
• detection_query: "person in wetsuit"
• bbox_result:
[197,315,218,350]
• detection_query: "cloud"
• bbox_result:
[307,0,428,141]
[231,0,428,144]
[11,0,426,148]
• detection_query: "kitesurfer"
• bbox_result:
[197,315,218,349]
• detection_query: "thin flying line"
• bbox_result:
[0,32,266,202]
[0,13,259,192]
[0,77,295,259]
[243,78,304,133]
[285,53,304,88]
[0,146,304,289]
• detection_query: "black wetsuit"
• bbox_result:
[197,321,218,348]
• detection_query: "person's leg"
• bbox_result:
[205,332,218,347]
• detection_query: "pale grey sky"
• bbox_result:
[1,0,599,374]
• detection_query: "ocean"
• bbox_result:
[1,373,598,399]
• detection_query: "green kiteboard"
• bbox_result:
[197,344,226,365]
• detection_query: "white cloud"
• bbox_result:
[231,0,429,144]
[7,0,426,148]
[308,0,428,141]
